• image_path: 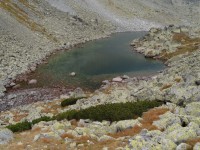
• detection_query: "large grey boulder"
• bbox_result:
[194,142,200,150]
[153,112,181,130]
[166,127,197,144]
[126,130,176,150]
[176,143,192,150]
[110,119,141,132]
[0,128,13,144]
[185,102,200,117]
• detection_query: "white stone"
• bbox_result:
[69,72,76,76]
[28,79,37,84]
[0,128,13,144]
[112,77,123,82]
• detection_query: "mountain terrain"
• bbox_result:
[0,0,200,150]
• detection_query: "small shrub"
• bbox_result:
[61,97,85,107]
[6,101,163,133]
[32,116,53,125]
[53,110,78,121]
[74,101,163,122]
[6,120,32,132]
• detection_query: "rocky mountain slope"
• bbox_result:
[0,0,200,97]
[0,26,200,149]
[0,0,200,150]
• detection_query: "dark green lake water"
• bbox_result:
[23,32,165,90]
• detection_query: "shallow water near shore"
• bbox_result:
[18,32,165,90]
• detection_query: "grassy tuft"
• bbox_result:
[32,116,53,125]
[74,101,163,122]
[6,120,32,132]
[61,97,85,107]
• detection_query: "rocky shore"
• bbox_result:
[0,0,200,149]
[0,0,115,98]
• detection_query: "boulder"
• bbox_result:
[176,143,192,150]
[10,82,16,87]
[126,130,176,150]
[166,127,197,144]
[69,72,76,76]
[72,87,86,98]
[102,80,109,84]
[110,120,141,132]
[185,102,200,117]
[0,128,13,144]
[122,75,130,80]
[153,112,181,130]
[194,142,200,150]
[112,77,123,82]
[99,135,115,142]
[28,79,37,84]
[52,122,65,130]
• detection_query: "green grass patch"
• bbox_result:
[74,101,163,122]
[6,101,163,132]
[7,120,31,132]
[32,116,53,125]
[53,110,78,121]
[61,97,86,107]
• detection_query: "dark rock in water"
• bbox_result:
[195,80,200,86]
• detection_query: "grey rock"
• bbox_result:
[0,128,13,144]
[176,143,192,150]
[110,119,141,132]
[99,135,115,142]
[194,142,200,150]
[153,112,181,130]
[166,127,197,144]
[28,79,37,85]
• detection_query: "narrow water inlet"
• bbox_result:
[16,32,165,90]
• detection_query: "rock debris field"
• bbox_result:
[0,0,200,150]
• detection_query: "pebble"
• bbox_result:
[28,79,37,84]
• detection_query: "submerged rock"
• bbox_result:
[69,72,76,76]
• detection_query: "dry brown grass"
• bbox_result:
[186,137,200,149]
[160,33,200,60]
[18,0,42,17]
[174,77,182,83]
[0,0,57,42]
[41,102,61,115]
[160,83,173,91]
[108,108,169,138]
[60,133,75,139]
[13,113,28,122]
